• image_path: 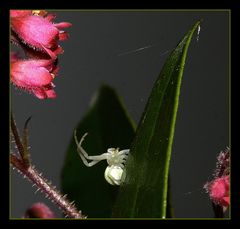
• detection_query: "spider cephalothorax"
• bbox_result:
[74,130,129,185]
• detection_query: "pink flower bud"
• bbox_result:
[11,14,71,59]
[205,175,230,207]
[10,10,32,18]
[11,57,58,99]
[10,10,71,100]
[24,202,55,218]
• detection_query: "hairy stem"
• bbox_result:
[11,154,85,219]
[11,114,26,163]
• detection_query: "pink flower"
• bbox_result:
[11,12,71,59]
[24,202,55,218]
[11,57,58,99]
[10,10,32,18]
[204,147,230,210]
[10,10,71,99]
[205,175,230,207]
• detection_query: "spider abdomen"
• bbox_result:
[104,165,124,186]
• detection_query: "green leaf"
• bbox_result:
[166,176,174,218]
[112,21,201,218]
[61,85,135,218]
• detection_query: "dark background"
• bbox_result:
[10,10,229,218]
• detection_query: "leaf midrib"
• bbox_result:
[128,21,200,218]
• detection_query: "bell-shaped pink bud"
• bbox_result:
[24,202,55,218]
[11,14,71,59]
[205,175,230,207]
[11,57,58,99]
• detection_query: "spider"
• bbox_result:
[74,130,130,186]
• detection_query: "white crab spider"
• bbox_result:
[74,130,129,186]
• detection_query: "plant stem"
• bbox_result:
[11,114,26,163]
[212,202,224,218]
[10,154,85,219]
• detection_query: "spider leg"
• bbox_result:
[74,130,109,166]
[77,149,101,167]
[116,151,129,166]
[77,146,106,167]
[75,132,104,166]
[118,163,125,169]
[118,149,130,156]
[87,153,109,161]
[74,130,89,158]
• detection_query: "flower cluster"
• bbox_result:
[10,10,71,99]
[204,148,230,209]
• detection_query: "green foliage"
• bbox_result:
[112,21,201,218]
[61,21,200,218]
[61,85,135,217]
